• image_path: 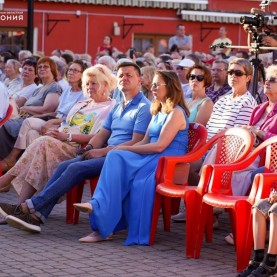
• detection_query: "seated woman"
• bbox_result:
[185,64,214,125]
[73,70,190,244]
[171,64,214,222]
[4,59,23,97]
[225,65,277,246]
[9,59,39,109]
[0,57,62,161]
[0,64,117,206]
[0,60,87,171]
[237,190,277,277]
[188,58,257,186]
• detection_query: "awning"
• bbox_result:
[38,0,208,10]
[181,10,249,24]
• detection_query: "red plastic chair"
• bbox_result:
[66,177,98,224]
[195,135,277,272]
[0,104,13,176]
[149,127,255,260]
[66,122,207,224]
[0,104,13,127]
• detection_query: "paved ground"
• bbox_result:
[0,186,243,277]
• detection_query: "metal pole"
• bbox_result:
[27,0,34,52]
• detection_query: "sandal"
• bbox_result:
[225,233,234,245]
[79,231,113,243]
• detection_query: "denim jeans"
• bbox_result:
[26,155,106,222]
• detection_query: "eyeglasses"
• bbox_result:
[188,74,205,82]
[227,70,246,77]
[37,65,50,70]
[68,68,82,74]
[151,83,167,89]
[265,77,277,83]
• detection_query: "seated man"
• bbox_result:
[0,61,152,233]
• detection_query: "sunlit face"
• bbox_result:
[177,25,185,36]
[188,68,205,92]
[117,66,141,93]
[151,74,167,102]
[227,64,251,91]
[156,62,167,71]
[264,72,277,101]
[85,76,107,102]
[37,62,53,80]
[21,65,36,83]
[67,63,82,84]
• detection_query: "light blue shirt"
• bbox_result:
[56,87,86,118]
[103,92,151,146]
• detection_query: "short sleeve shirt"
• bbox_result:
[103,92,151,146]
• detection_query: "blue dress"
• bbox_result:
[89,106,188,245]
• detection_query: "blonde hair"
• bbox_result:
[82,64,117,97]
[266,64,277,78]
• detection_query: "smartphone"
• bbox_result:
[130,48,134,59]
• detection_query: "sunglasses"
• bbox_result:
[176,66,184,71]
[151,82,167,89]
[227,70,246,77]
[188,74,204,82]
[265,77,277,83]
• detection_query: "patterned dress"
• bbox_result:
[8,99,116,195]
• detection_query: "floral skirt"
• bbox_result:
[8,136,77,195]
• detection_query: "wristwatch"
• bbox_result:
[67,133,72,142]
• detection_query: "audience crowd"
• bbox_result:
[0,26,277,277]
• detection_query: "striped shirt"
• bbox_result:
[206,91,257,140]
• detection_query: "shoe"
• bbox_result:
[79,231,113,243]
[0,202,20,217]
[236,260,260,277]
[0,214,7,225]
[213,207,224,215]
[73,203,93,214]
[225,233,234,246]
[248,262,277,277]
[171,211,186,222]
[6,213,41,233]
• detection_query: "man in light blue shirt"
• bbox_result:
[1,62,152,233]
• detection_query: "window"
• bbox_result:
[0,27,26,55]
[134,33,172,56]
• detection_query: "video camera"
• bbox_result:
[239,0,276,46]
[240,13,269,30]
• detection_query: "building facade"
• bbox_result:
[0,0,276,58]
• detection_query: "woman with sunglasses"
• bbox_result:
[171,64,214,223]
[0,65,116,208]
[232,66,277,277]
[73,70,190,244]
[188,58,257,187]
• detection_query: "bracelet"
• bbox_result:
[85,144,94,150]
[67,133,72,142]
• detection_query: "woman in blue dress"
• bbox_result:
[74,70,190,245]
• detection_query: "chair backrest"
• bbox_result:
[0,104,13,127]
[155,123,207,185]
[187,123,208,154]
[202,127,254,194]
